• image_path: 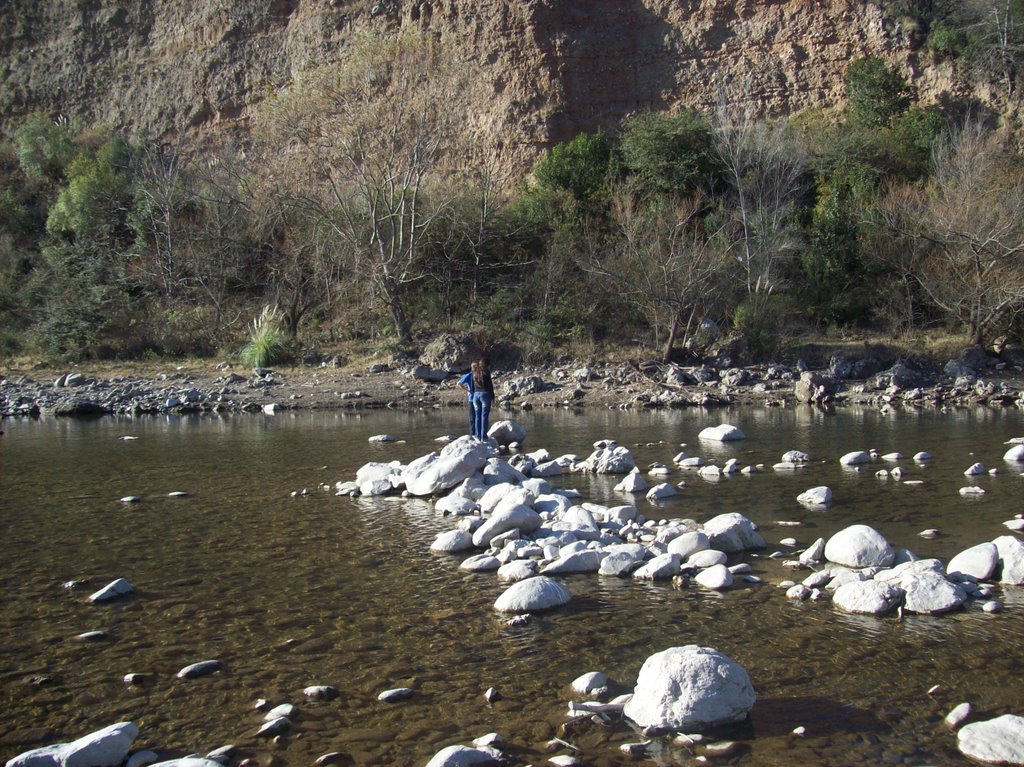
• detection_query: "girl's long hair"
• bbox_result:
[473,358,488,387]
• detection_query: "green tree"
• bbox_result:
[845,57,912,129]
[532,131,611,209]
[618,110,720,196]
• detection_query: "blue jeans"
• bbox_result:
[467,398,474,436]
[472,392,493,439]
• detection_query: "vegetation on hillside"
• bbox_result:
[1,9,1023,365]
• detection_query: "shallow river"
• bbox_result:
[2,406,1023,767]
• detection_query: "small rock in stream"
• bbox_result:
[176,660,222,679]
[377,687,413,702]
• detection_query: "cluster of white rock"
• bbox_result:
[340,421,1024,766]
[781,523,1024,616]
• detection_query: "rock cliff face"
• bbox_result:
[2,0,966,172]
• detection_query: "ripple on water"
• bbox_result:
[1,409,1022,767]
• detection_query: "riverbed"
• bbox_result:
[2,406,1023,766]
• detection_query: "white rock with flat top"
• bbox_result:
[698,424,745,442]
[901,574,966,614]
[957,714,1024,765]
[623,646,755,731]
[824,525,894,568]
[947,542,999,581]
[497,560,537,582]
[493,576,570,613]
[646,483,678,501]
[832,580,903,615]
[430,529,475,554]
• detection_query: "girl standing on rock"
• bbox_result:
[458,367,474,436]
[471,358,494,439]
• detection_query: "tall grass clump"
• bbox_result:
[240,305,288,367]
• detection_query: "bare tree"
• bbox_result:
[963,0,1023,96]
[873,119,1024,344]
[587,193,731,362]
[132,143,194,300]
[258,28,477,347]
[711,91,808,311]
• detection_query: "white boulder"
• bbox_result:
[901,574,966,615]
[493,576,571,613]
[424,745,500,767]
[541,550,604,575]
[623,646,755,731]
[698,424,745,442]
[497,560,537,582]
[471,504,542,548]
[994,535,1024,584]
[693,564,734,590]
[824,525,894,568]
[487,420,527,447]
[832,580,903,615]
[88,578,135,603]
[667,531,710,560]
[1003,444,1024,462]
[646,483,678,501]
[632,553,682,581]
[430,529,475,554]
[702,513,765,552]
[6,723,141,767]
[580,445,636,474]
[614,469,649,493]
[797,486,832,507]
[947,542,999,581]
[957,714,1024,765]
[403,437,494,496]
[839,451,870,466]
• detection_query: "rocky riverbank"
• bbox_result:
[3,340,1024,419]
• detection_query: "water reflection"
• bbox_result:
[1,407,1023,767]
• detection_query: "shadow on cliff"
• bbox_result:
[528,0,677,145]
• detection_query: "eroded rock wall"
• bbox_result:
[2,0,966,173]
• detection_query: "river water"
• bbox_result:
[2,406,1023,766]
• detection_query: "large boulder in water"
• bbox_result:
[832,580,903,616]
[824,524,894,568]
[947,542,999,581]
[6,722,140,767]
[493,576,571,613]
[994,535,1024,584]
[698,424,745,442]
[580,444,635,474]
[471,503,542,547]
[487,420,527,446]
[403,437,494,496]
[701,513,765,552]
[623,646,756,732]
[957,714,1024,765]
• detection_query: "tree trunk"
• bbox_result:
[383,275,413,348]
[661,315,679,363]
